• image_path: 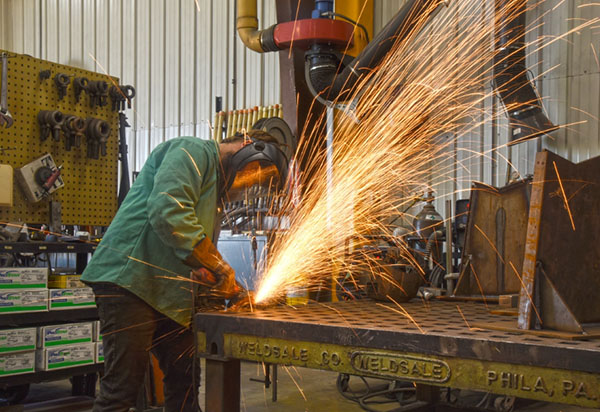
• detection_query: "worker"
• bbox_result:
[81,129,289,412]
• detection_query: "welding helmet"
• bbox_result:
[222,135,289,202]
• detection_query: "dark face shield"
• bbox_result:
[222,139,289,202]
[226,161,282,202]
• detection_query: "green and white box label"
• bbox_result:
[38,323,93,348]
[0,290,48,313]
[36,343,95,370]
[49,288,95,310]
[0,328,37,353]
[0,352,35,376]
[0,268,48,289]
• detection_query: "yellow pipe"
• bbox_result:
[212,112,220,141]
[216,111,225,142]
[251,106,259,126]
[246,109,253,131]
[239,110,247,132]
[237,0,265,53]
[232,110,240,134]
[277,104,283,118]
[226,111,234,138]
[335,0,374,58]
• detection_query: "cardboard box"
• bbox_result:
[0,328,37,353]
[37,323,93,348]
[0,267,48,289]
[36,343,95,371]
[49,288,95,310]
[0,164,13,207]
[48,274,86,289]
[0,289,48,313]
[93,320,103,342]
[95,342,104,363]
[0,351,35,376]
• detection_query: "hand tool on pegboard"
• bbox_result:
[73,77,89,103]
[86,118,112,158]
[88,80,109,108]
[53,73,71,100]
[61,115,86,151]
[38,110,64,142]
[0,53,14,128]
[0,49,121,225]
[110,85,136,112]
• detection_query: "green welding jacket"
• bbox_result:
[81,137,221,326]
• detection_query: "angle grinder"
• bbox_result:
[192,268,255,311]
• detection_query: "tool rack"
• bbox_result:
[195,300,600,411]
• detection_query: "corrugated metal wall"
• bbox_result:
[1,0,598,203]
[0,0,280,172]
[374,0,600,213]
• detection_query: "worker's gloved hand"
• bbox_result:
[186,237,241,298]
[191,266,241,299]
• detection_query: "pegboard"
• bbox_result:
[0,50,119,226]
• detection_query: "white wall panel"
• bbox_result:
[373,0,600,212]
[0,0,280,172]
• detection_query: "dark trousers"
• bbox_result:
[91,283,199,412]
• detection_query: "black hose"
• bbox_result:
[425,229,444,269]
[336,374,416,412]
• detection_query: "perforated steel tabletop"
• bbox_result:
[195,300,600,374]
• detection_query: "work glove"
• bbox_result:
[185,237,240,298]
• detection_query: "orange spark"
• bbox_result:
[552,161,576,231]
[378,296,425,334]
[159,192,185,209]
[283,365,307,402]
[456,305,472,330]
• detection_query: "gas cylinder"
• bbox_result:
[413,191,443,248]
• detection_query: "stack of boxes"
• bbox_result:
[0,328,36,376]
[0,268,96,312]
[0,266,102,377]
[48,272,95,310]
[36,323,95,370]
[93,321,103,363]
[0,267,49,313]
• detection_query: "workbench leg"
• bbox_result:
[272,364,277,402]
[205,358,240,412]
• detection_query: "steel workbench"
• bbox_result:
[195,300,600,411]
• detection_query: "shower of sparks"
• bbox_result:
[552,160,576,231]
[255,0,569,304]
[283,365,308,402]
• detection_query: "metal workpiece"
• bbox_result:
[196,300,600,410]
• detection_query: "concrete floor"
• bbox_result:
[22,361,599,412]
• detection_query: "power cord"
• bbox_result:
[336,374,416,412]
